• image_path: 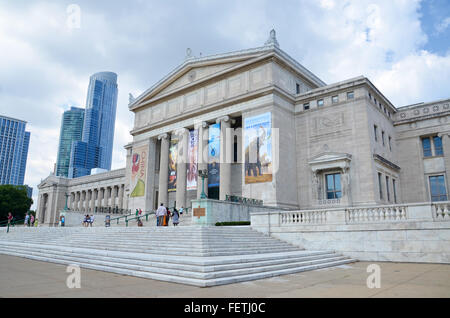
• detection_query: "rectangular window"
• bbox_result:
[382,131,385,146]
[378,172,383,200]
[374,125,378,142]
[433,136,443,156]
[326,173,342,199]
[429,175,447,201]
[393,179,397,203]
[317,99,324,107]
[386,176,390,202]
[332,95,338,104]
[347,91,354,99]
[296,83,300,94]
[303,103,310,110]
[422,137,432,157]
[389,136,392,151]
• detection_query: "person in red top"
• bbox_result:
[7,212,13,225]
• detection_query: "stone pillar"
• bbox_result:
[118,184,124,210]
[76,192,80,211]
[217,116,232,201]
[112,186,117,209]
[175,128,189,209]
[197,122,209,199]
[439,132,450,197]
[90,189,96,213]
[158,133,169,206]
[97,188,103,212]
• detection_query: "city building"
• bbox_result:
[36,31,450,263]
[55,107,85,178]
[69,72,118,178]
[0,115,31,186]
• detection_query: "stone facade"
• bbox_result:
[37,31,450,226]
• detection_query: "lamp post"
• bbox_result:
[198,169,208,199]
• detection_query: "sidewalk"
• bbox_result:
[0,254,449,297]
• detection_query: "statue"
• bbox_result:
[264,29,280,47]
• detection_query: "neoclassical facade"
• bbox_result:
[36,30,450,225]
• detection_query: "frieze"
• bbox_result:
[394,100,450,124]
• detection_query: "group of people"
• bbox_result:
[82,214,95,227]
[24,213,36,227]
[155,203,184,227]
[5,212,38,227]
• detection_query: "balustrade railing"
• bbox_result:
[346,205,408,223]
[280,210,327,225]
[432,201,450,220]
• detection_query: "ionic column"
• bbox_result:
[76,192,80,211]
[118,184,124,209]
[175,128,189,209]
[217,116,232,201]
[90,189,96,212]
[196,122,209,199]
[112,186,117,209]
[97,188,103,211]
[158,133,169,206]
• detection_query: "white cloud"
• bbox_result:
[435,16,450,34]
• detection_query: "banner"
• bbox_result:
[208,123,220,188]
[186,129,198,190]
[130,145,147,197]
[244,112,273,184]
[168,137,178,192]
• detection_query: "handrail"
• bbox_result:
[0,218,25,227]
[124,212,156,227]
[105,211,156,227]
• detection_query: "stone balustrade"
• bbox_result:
[346,204,408,223]
[433,201,450,220]
[280,210,327,225]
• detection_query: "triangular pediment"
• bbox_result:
[308,152,352,170]
[130,47,274,109]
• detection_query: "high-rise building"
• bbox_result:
[69,72,118,178]
[55,107,85,177]
[0,115,31,185]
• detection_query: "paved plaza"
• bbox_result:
[1,255,449,298]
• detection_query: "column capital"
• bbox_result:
[194,121,208,129]
[158,133,169,140]
[173,127,189,136]
[216,115,230,124]
[437,132,450,139]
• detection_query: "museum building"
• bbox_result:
[36,30,450,226]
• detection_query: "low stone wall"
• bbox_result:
[250,202,450,264]
[190,199,282,226]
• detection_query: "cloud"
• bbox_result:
[0,0,449,209]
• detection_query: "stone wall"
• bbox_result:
[251,202,450,263]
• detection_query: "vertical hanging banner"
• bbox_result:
[168,137,178,192]
[208,123,220,188]
[244,112,273,184]
[186,129,198,190]
[130,145,147,197]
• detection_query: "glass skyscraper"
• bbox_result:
[55,107,85,177]
[0,115,31,185]
[69,72,118,178]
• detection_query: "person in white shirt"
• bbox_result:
[156,203,167,226]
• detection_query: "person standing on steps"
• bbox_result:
[7,212,13,226]
[172,207,179,226]
[156,203,166,227]
[24,213,30,227]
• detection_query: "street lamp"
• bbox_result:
[198,169,208,199]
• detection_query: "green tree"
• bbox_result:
[0,185,33,221]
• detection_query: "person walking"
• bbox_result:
[30,214,35,227]
[179,206,184,217]
[172,208,180,226]
[90,215,95,227]
[156,203,166,227]
[24,213,30,227]
[7,212,13,225]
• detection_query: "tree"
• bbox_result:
[0,185,33,221]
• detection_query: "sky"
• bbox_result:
[0,0,449,209]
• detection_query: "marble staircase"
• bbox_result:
[0,226,356,287]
